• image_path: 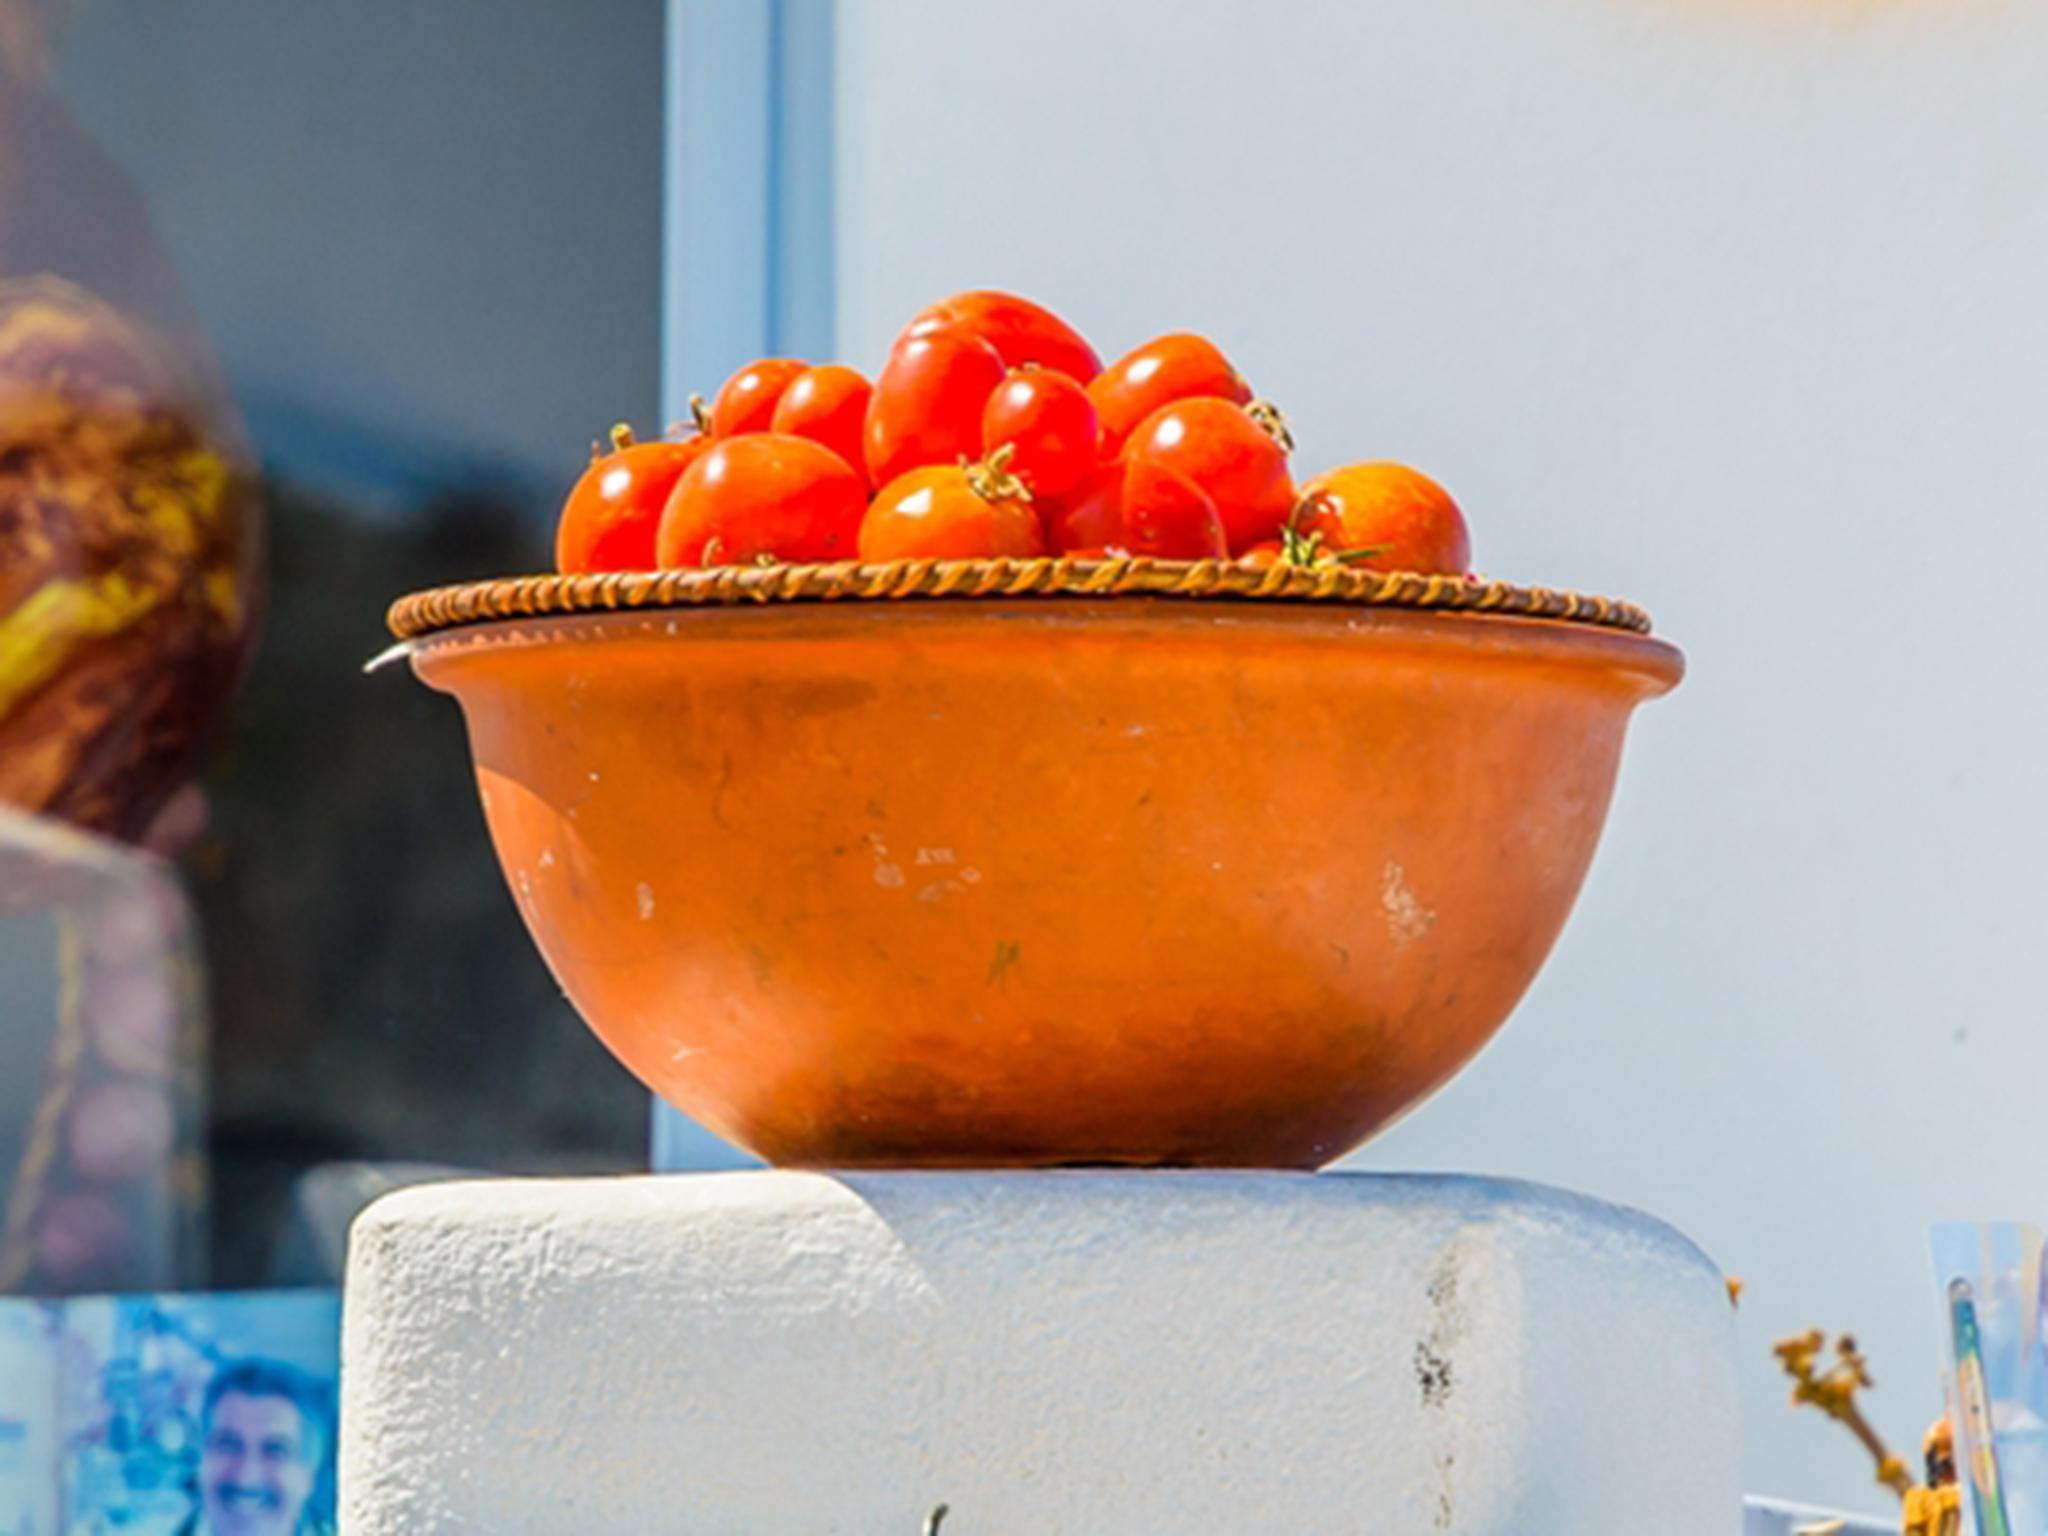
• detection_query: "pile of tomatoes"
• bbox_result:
[555,289,1472,578]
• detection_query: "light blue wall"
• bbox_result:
[660,0,835,421]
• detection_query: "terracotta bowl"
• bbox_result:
[390,559,1681,1168]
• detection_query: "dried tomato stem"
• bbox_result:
[964,442,1031,504]
[1246,399,1295,453]
[1274,496,1385,569]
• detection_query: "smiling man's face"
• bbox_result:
[199,1390,315,1536]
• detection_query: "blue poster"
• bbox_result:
[0,1289,338,1536]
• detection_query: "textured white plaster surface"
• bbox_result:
[340,1171,1738,1534]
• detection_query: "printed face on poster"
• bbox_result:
[0,1289,339,1535]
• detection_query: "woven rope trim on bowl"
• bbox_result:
[387,558,1653,641]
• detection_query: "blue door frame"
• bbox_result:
[652,0,835,1171]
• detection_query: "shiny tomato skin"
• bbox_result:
[863,325,1006,487]
[1123,397,1294,554]
[980,367,1098,498]
[556,431,711,573]
[1296,462,1470,574]
[1088,333,1250,457]
[1039,458,1225,559]
[901,290,1101,383]
[656,432,866,567]
[1040,460,1125,555]
[1119,456,1229,559]
[770,364,871,482]
[858,463,1045,561]
[709,358,808,437]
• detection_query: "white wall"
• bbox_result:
[834,0,2048,1513]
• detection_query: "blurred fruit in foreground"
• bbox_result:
[0,275,258,841]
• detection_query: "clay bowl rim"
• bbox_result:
[384,557,1679,683]
[396,595,1685,708]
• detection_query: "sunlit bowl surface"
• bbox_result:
[400,571,1680,1168]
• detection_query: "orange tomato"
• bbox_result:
[770,364,871,482]
[1123,397,1295,554]
[859,446,1045,561]
[901,290,1101,383]
[656,433,866,567]
[981,366,1098,498]
[1088,333,1250,457]
[556,424,711,573]
[863,324,1007,488]
[709,358,808,437]
[1294,462,1470,574]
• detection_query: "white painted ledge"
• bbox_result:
[340,1171,1739,1535]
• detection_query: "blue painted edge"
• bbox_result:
[651,0,835,1173]
[767,0,836,361]
[659,0,767,428]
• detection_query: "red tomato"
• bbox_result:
[1040,460,1125,555]
[863,325,1006,488]
[555,424,711,573]
[656,433,865,567]
[1039,457,1225,560]
[1123,397,1295,554]
[709,357,808,437]
[1293,462,1471,574]
[859,447,1045,561]
[770,364,871,482]
[901,290,1101,383]
[980,366,1098,498]
[1088,333,1250,457]
[1119,457,1228,559]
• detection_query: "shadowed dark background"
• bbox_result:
[48,0,666,1282]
